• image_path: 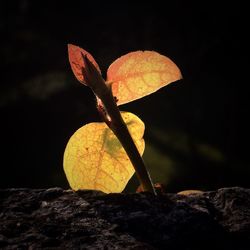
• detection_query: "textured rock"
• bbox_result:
[0,187,249,249]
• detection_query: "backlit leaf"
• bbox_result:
[107,51,182,105]
[68,44,101,85]
[63,112,145,193]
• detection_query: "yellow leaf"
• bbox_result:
[177,190,204,196]
[107,51,182,105]
[63,112,145,193]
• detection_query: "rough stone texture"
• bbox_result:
[0,187,249,249]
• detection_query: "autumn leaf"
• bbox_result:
[107,51,182,105]
[63,112,145,193]
[68,45,182,106]
[68,44,101,85]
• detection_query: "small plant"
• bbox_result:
[64,44,182,195]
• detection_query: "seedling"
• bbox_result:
[64,44,182,195]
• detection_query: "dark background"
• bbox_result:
[0,0,249,192]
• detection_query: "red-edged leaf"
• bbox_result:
[68,44,101,85]
[107,51,182,105]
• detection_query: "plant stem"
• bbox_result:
[82,54,156,195]
[100,89,156,195]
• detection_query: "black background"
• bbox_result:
[0,0,249,192]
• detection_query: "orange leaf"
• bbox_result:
[107,51,182,105]
[63,112,145,193]
[68,44,101,85]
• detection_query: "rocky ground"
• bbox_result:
[0,187,250,249]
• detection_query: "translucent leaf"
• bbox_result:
[68,44,101,85]
[63,112,145,193]
[107,51,182,105]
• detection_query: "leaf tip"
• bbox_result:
[67,44,101,85]
[67,43,78,54]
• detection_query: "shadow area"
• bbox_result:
[83,191,249,250]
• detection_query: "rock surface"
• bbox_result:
[0,187,250,249]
